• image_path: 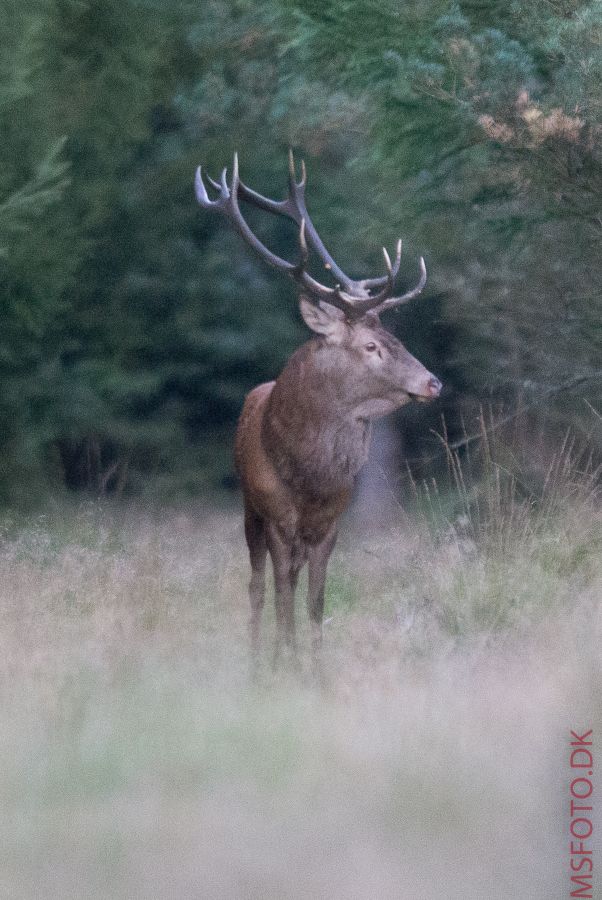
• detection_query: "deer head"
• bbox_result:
[195,150,441,415]
[297,299,440,419]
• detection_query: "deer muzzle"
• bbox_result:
[426,376,442,398]
[409,375,442,403]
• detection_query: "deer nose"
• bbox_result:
[427,376,442,398]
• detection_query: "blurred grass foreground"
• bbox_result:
[1,430,601,900]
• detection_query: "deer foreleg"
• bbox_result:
[307,524,338,662]
[266,524,298,668]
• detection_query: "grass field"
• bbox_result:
[0,443,601,899]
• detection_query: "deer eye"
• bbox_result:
[364,342,378,352]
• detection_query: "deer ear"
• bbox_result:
[299,297,346,342]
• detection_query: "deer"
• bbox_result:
[195,151,442,669]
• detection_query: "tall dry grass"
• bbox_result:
[0,431,600,899]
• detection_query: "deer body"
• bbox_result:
[234,306,440,663]
[236,348,368,544]
[195,151,441,665]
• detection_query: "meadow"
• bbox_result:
[0,435,601,900]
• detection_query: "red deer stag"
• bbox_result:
[195,152,441,667]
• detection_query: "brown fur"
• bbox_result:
[235,302,442,667]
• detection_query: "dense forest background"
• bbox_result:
[1,0,600,503]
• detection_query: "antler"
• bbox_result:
[195,152,427,319]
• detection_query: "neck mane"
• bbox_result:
[262,340,371,497]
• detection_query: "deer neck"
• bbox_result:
[262,341,371,496]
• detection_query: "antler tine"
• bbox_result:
[195,165,226,207]
[367,246,395,304]
[383,246,393,277]
[293,218,309,274]
[361,239,403,289]
[288,147,307,188]
[374,256,428,314]
[220,165,229,195]
[194,166,207,204]
[231,151,239,191]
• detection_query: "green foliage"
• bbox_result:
[281,1,602,398]
[0,0,599,501]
